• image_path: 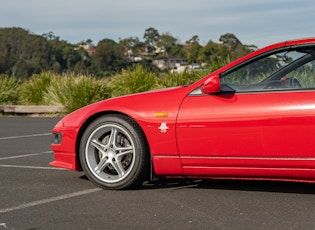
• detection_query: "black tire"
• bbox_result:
[79,114,149,190]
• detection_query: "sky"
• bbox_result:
[1,0,315,48]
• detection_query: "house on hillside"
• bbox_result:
[78,44,96,56]
[170,63,202,73]
[152,57,188,71]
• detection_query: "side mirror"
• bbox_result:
[201,75,220,94]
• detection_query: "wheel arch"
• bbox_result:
[75,111,152,173]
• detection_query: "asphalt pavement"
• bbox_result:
[1,117,315,230]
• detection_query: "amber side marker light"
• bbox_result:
[154,112,169,117]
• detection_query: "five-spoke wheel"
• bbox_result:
[79,115,149,189]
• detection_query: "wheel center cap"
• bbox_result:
[108,151,115,159]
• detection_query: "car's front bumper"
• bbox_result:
[50,125,81,171]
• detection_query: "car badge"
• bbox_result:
[158,123,169,133]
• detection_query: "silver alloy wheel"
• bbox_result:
[85,123,136,183]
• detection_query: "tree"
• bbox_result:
[143,27,159,47]
[219,33,253,61]
[42,31,56,41]
[184,35,202,63]
[0,27,50,78]
[219,33,241,47]
[47,37,89,73]
[197,40,233,69]
[0,27,259,77]
[119,37,143,58]
[156,33,179,57]
[92,39,127,76]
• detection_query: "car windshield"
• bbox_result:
[220,47,315,92]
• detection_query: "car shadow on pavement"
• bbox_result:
[79,175,315,194]
[140,178,315,194]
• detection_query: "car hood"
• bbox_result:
[58,86,190,128]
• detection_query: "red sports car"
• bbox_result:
[51,38,315,189]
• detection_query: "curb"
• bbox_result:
[0,105,64,114]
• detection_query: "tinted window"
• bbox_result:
[220,47,315,92]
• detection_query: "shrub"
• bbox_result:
[44,73,111,113]
[19,72,55,105]
[156,69,208,88]
[0,75,21,104]
[110,65,156,97]
[0,67,211,114]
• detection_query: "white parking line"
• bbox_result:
[0,164,65,170]
[0,151,52,161]
[0,188,102,214]
[0,151,61,170]
[0,133,51,140]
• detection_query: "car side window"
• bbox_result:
[220,47,315,92]
[285,59,315,88]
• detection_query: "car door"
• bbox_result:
[176,46,315,179]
